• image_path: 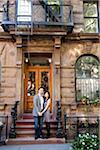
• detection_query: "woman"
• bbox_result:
[41,91,51,138]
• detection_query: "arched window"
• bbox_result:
[76,55,100,102]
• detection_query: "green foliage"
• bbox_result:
[48,0,60,5]
[90,98,100,105]
[80,96,100,105]
[47,0,60,15]
[72,133,98,150]
[76,56,99,78]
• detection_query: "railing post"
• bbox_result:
[0,124,4,145]
[6,0,9,21]
[77,116,79,137]
[9,101,19,138]
[64,113,67,143]
[56,100,64,138]
[0,116,8,145]
[5,115,8,140]
[98,116,100,150]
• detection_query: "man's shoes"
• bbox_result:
[35,136,38,140]
[39,134,44,139]
[45,135,50,139]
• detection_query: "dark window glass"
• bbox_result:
[83,2,99,33]
[46,0,61,22]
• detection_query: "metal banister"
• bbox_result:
[9,101,19,138]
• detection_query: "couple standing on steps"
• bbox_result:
[33,87,51,140]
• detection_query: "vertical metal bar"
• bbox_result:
[7,0,9,21]
[98,78,100,99]
[70,5,73,24]
[45,0,47,22]
[88,117,90,134]
[77,117,79,137]
[44,1,46,22]
[60,0,63,23]
[98,116,100,150]
[6,116,8,140]
[31,0,33,34]
[97,1,100,33]
[64,114,67,143]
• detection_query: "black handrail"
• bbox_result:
[56,101,63,138]
[9,101,19,138]
[0,115,9,145]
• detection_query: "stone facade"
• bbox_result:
[0,0,100,119]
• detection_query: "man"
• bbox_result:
[33,87,44,139]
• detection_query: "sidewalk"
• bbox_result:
[0,144,73,150]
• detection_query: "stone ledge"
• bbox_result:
[65,33,100,41]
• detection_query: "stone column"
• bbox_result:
[53,37,64,137]
[53,37,61,101]
[16,36,23,115]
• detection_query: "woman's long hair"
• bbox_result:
[44,91,50,100]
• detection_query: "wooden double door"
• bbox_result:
[24,66,52,112]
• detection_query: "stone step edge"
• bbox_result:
[16,125,57,128]
[16,130,56,134]
[7,138,65,145]
[16,119,57,123]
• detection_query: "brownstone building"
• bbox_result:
[0,0,100,142]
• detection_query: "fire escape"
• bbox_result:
[1,0,74,35]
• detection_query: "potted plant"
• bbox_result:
[80,96,90,105]
[72,133,98,150]
[90,98,100,106]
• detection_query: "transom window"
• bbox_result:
[76,55,100,102]
[83,1,99,33]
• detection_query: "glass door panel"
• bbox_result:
[27,72,36,96]
[39,70,50,92]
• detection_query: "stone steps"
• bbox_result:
[8,137,65,145]
[15,113,57,138]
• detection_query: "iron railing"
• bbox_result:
[2,1,74,33]
[56,101,63,138]
[0,101,19,145]
[9,101,19,138]
[0,115,10,145]
[64,114,100,147]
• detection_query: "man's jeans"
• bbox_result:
[34,116,44,138]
